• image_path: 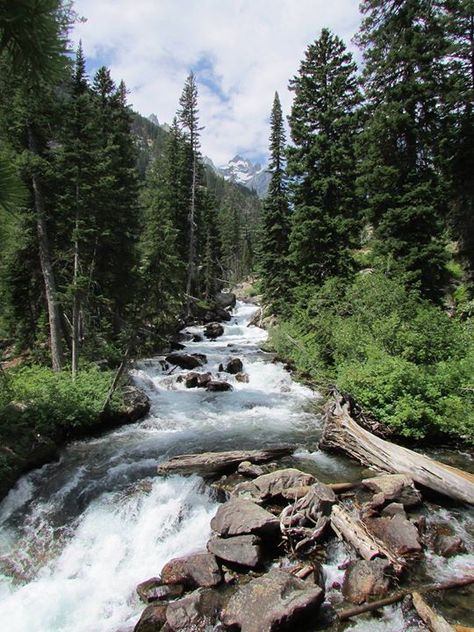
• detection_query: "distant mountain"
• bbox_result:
[217,155,270,198]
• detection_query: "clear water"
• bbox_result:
[0,301,471,632]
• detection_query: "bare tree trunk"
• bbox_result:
[28,123,64,371]
[412,592,456,632]
[71,204,80,379]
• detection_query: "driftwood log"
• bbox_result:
[320,399,474,505]
[412,592,456,632]
[157,447,293,475]
[337,576,474,621]
[330,504,405,573]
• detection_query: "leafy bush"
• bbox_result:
[270,272,474,443]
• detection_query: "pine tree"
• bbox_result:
[356,0,448,299]
[259,92,290,312]
[178,72,202,315]
[287,29,362,287]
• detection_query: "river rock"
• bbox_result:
[235,372,249,383]
[342,559,391,605]
[221,568,324,632]
[196,372,212,388]
[204,322,224,339]
[215,291,236,309]
[225,358,243,374]
[362,474,422,507]
[210,498,280,536]
[365,514,422,556]
[203,307,232,323]
[206,380,233,392]
[160,552,222,588]
[192,334,203,342]
[233,468,315,502]
[381,502,406,517]
[207,534,263,568]
[165,587,223,631]
[157,447,293,475]
[165,353,206,370]
[137,577,184,603]
[184,372,199,388]
[434,534,466,557]
[134,603,168,632]
[237,461,264,477]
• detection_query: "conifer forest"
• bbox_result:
[0,2,473,632]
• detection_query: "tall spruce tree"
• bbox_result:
[287,29,362,287]
[259,92,290,312]
[356,0,448,299]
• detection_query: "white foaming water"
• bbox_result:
[0,301,321,632]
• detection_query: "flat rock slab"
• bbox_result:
[233,468,315,502]
[136,577,184,603]
[363,474,422,507]
[221,568,324,632]
[207,534,263,568]
[160,552,222,588]
[157,447,294,476]
[210,498,280,536]
[342,559,391,605]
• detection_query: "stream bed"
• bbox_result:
[0,301,472,631]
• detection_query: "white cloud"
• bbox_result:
[72,0,362,165]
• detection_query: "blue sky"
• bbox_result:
[72,0,362,166]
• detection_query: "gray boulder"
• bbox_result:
[365,514,422,556]
[165,353,206,370]
[159,552,221,588]
[137,577,184,603]
[362,474,422,507]
[134,603,168,632]
[235,372,249,383]
[221,568,324,632]
[215,291,236,309]
[210,498,280,536]
[207,534,263,568]
[206,381,233,392]
[165,588,223,631]
[204,322,224,339]
[233,468,315,502]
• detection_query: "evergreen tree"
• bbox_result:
[287,29,362,287]
[259,92,290,312]
[356,0,448,299]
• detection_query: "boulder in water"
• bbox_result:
[165,353,206,370]
[160,552,222,588]
[237,460,264,477]
[224,358,243,374]
[207,534,263,568]
[206,381,233,392]
[210,498,280,537]
[136,577,184,603]
[235,372,249,383]
[214,291,236,309]
[342,559,391,605]
[134,603,168,632]
[232,468,315,502]
[221,568,324,632]
[204,322,224,339]
[165,588,224,631]
[365,514,422,556]
[184,372,200,388]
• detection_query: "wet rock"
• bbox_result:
[342,559,391,605]
[206,381,233,392]
[237,461,264,477]
[434,534,466,557]
[215,291,236,309]
[160,552,222,588]
[136,577,184,603]
[210,498,280,537]
[170,341,185,351]
[233,468,315,502]
[224,358,243,374]
[204,322,224,339]
[221,568,324,632]
[204,307,232,323]
[192,334,203,342]
[207,534,263,568]
[235,372,249,383]
[362,475,422,507]
[134,603,168,632]
[365,514,422,556]
[165,588,224,632]
[196,373,212,388]
[165,353,206,370]
[381,503,406,518]
[184,372,200,388]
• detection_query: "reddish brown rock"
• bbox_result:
[134,603,168,632]
[342,559,391,605]
[160,552,222,588]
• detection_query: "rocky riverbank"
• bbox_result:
[133,445,474,632]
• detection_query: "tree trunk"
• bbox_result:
[72,187,80,379]
[320,398,474,505]
[412,592,456,632]
[28,123,64,372]
[185,149,197,318]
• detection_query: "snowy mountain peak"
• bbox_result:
[217,155,270,198]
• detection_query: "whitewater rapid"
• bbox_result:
[0,302,321,632]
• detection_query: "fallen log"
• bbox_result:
[337,576,474,621]
[320,399,474,505]
[157,447,293,475]
[412,592,455,632]
[330,504,405,574]
[453,627,474,632]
